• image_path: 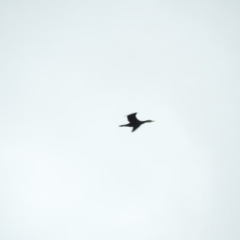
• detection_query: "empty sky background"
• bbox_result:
[0,1,240,239]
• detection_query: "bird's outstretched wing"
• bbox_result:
[127,112,139,124]
[132,125,140,132]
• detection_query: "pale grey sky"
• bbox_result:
[0,1,240,239]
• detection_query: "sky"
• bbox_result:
[0,0,240,239]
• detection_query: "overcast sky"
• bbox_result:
[1,1,240,239]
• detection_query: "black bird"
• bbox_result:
[119,112,154,132]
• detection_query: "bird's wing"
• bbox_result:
[132,125,140,132]
[127,112,139,124]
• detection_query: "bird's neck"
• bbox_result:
[142,120,151,123]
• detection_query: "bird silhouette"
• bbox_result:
[119,112,154,132]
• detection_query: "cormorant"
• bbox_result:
[119,112,154,132]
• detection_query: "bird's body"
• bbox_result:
[119,112,154,132]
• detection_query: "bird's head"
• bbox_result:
[146,120,154,123]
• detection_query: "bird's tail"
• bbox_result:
[119,124,127,127]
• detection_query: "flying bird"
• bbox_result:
[119,112,154,132]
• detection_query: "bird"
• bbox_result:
[119,112,154,132]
